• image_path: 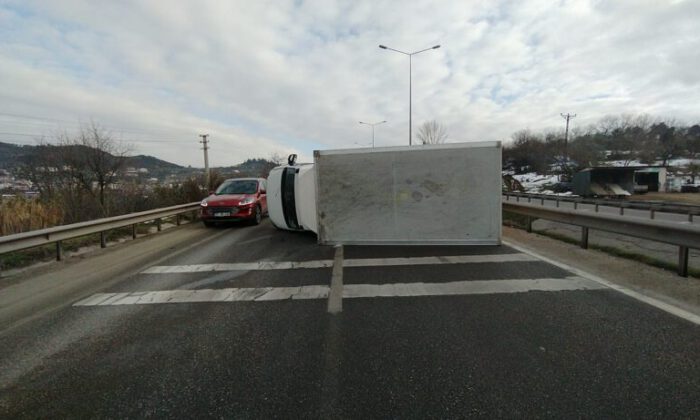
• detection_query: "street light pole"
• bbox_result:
[359,120,387,147]
[409,54,412,146]
[379,44,440,146]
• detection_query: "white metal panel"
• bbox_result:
[314,142,502,245]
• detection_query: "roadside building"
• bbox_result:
[634,167,667,193]
[573,166,668,196]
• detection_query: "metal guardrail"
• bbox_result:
[0,202,200,262]
[503,201,700,277]
[503,191,700,220]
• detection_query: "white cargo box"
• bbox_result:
[314,141,501,245]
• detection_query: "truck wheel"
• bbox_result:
[252,206,262,225]
[203,221,214,228]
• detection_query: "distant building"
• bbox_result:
[124,167,150,177]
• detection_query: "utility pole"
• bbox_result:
[199,134,210,190]
[560,113,576,169]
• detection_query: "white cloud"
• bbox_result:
[0,0,698,167]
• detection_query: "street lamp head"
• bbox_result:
[432,45,441,49]
[379,45,387,49]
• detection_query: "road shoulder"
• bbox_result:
[0,223,228,333]
[503,226,700,318]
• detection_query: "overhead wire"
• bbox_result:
[0,111,198,139]
[0,113,196,144]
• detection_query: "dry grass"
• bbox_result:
[530,228,700,279]
[630,192,700,205]
[0,197,63,236]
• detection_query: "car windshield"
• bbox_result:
[215,180,258,195]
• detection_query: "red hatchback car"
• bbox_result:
[200,178,267,227]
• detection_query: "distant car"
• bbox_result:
[200,178,267,227]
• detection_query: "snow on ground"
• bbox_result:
[601,158,700,167]
[511,173,563,194]
[665,158,700,167]
[604,160,645,167]
[507,159,700,196]
[540,190,574,196]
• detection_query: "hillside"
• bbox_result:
[0,142,34,168]
[124,154,182,170]
[0,141,182,171]
[0,141,281,183]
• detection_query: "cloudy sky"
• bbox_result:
[1,0,698,167]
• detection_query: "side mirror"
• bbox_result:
[208,190,215,195]
[260,189,266,194]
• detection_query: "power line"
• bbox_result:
[0,112,77,124]
[0,112,193,136]
[0,130,194,144]
[0,131,41,137]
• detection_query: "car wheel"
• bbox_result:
[252,205,262,225]
[203,221,215,228]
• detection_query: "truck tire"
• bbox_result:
[203,221,214,228]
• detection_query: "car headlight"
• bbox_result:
[200,200,208,207]
[239,197,254,206]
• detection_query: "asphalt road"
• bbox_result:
[2,219,700,418]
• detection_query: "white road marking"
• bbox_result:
[141,260,334,273]
[73,285,330,306]
[73,276,601,307]
[140,253,536,274]
[342,277,604,298]
[327,245,344,314]
[342,253,536,267]
[72,292,118,306]
[503,239,700,326]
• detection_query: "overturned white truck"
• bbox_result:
[268,141,502,245]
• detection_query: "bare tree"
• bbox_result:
[416,120,448,145]
[684,124,700,157]
[505,129,551,173]
[207,169,226,191]
[269,152,286,166]
[649,121,682,166]
[686,163,700,184]
[257,152,284,177]
[19,139,64,198]
[57,122,131,215]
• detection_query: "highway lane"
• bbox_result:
[2,219,700,418]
